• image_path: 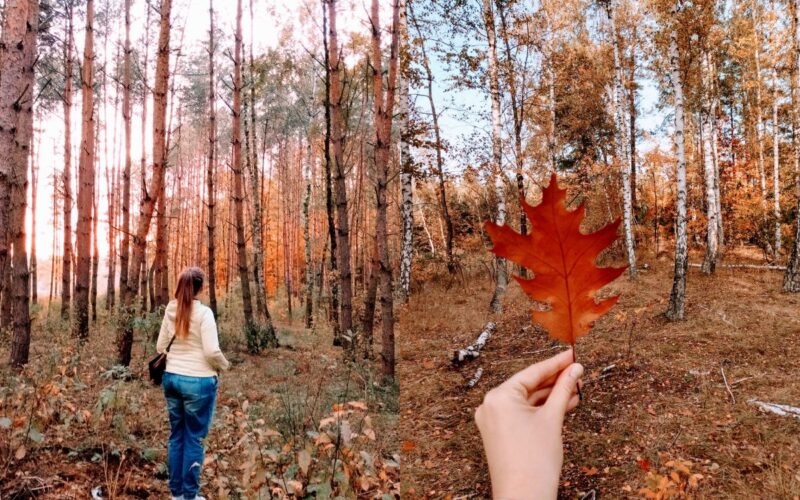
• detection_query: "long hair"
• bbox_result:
[175,267,205,340]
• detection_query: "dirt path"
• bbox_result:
[399,252,800,499]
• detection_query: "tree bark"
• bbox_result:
[321,0,340,337]
[370,0,400,379]
[701,53,719,274]
[410,3,455,274]
[61,6,75,320]
[753,7,769,215]
[398,2,413,302]
[119,0,132,306]
[73,0,96,339]
[772,67,782,254]
[608,1,637,278]
[303,137,314,328]
[666,12,689,321]
[1,0,39,367]
[206,0,219,316]
[118,0,172,365]
[328,0,354,345]
[784,0,800,291]
[232,0,255,325]
[30,131,38,304]
[484,0,507,313]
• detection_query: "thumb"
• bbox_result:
[544,363,584,418]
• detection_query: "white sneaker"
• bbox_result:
[171,497,183,500]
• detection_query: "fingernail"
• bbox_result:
[569,363,584,378]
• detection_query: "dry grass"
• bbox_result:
[398,247,800,499]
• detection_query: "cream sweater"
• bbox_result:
[156,299,230,377]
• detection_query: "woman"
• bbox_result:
[156,267,230,500]
[475,349,584,499]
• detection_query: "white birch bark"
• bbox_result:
[666,12,689,320]
[609,2,637,278]
[484,0,507,313]
[399,1,413,302]
[701,53,719,274]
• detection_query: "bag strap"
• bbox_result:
[165,334,177,353]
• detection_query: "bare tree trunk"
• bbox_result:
[30,131,38,304]
[666,12,689,321]
[74,0,96,339]
[119,0,133,308]
[61,6,75,320]
[773,67,782,254]
[206,0,218,316]
[409,4,454,274]
[2,0,39,367]
[628,24,638,215]
[701,53,719,274]
[609,1,637,278]
[322,0,340,339]
[484,0,507,313]
[784,0,800,291]
[118,0,172,365]
[232,0,255,325]
[91,174,99,322]
[753,7,769,215]
[398,12,413,302]
[370,0,400,379]
[303,137,313,328]
[328,0,354,345]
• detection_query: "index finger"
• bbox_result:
[502,348,574,393]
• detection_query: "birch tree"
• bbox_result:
[484,0,508,313]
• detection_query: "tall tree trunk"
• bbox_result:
[245,3,271,324]
[701,53,719,274]
[497,0,528,278]
[609,1,637,278]
[119,0,133,308]
[628,24,638,215]
[753,7,769,215]
[2,0,39,367]
[206,0,218,316]
[370,0,400,379]
[409,4,455,275]
[322,0,341,338]
[61,7,75,320]
[398,1,413,302]
[303,137,314,328]
[232,0,255,325]
[666,14,689,320]
[74,0,96,339]
[30,131,38,304]
[773,67,782,254]
[91,174,99,322]
[484,0,507,313]
[785,0,800,291]
[328,0,354,345]
[118,0,172,365]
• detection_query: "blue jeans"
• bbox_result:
[163,372,218,498]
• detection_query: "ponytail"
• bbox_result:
[174,267,205,340]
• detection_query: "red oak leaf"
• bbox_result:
[484,173,626,345]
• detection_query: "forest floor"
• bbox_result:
[399,246,800,499]
[0,294,399,499]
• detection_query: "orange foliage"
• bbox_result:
[485,173,626,345]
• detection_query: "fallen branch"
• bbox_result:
[720,366,735,404]
[689,263,786,271]
[467,367,483,389]
[452,322,496,366]
[748,399,800,419]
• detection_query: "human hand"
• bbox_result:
[474,349,584,500]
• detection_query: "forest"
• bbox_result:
[400,0,800,497]
[0,0,401,496]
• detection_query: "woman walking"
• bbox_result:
[156,267,230,500]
